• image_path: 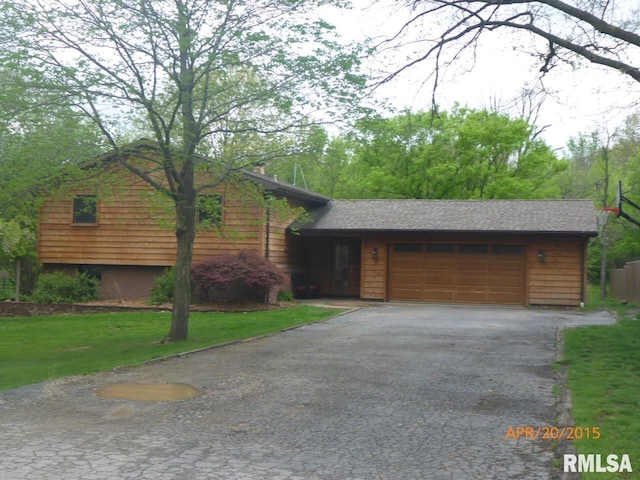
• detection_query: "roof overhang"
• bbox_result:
[242,170,330,206]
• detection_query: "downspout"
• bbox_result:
[265,204,271,259]
[261,202,272,304]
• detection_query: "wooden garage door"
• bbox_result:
[388,243,526,305]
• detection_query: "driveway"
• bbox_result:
[0,305,615,480]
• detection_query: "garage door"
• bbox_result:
[388,243,526,305]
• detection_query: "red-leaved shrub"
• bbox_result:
[191,250,284,301]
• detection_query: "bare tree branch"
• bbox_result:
[384,0,640,86]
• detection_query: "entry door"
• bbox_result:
[330,239,361,296]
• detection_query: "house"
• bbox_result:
[38,166,329,300]
[38,162,597,306]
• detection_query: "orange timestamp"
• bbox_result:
[505,426,601,441]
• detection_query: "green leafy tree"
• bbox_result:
[0,69,105,220]
[317,136,357,197]
[264,125,329,188]
[0,219,37,300]
[0,68,103,296]
[331,108,565,199]
[559,118,640,293]
[1,0,365,341]
[604,119,640,289]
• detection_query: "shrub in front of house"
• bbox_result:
[149,267,175,304]
[191,250,284,302]
[278,290,295,302]
[29,271,99,304]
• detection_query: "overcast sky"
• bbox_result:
[323,0,640,151]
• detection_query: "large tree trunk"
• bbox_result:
[166,190,197,342]
[164,0,199,343]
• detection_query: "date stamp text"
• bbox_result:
[505,426,601,441]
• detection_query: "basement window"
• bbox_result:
[72,195,98,225]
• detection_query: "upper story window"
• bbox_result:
[197,194,223,226]
[72,195,98,225]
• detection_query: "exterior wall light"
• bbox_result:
[372,247,378,257]
[537,250,545,263]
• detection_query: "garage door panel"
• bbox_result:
[392,261,423,271]
[389,243,526,305]
[425,273,455,285]
[391,288,423,300]
[423,288,456,301]
[391,272,423,282]
[425,256,456,267]
[457,275,489,287]
[490,276,523,287]
[455,289,489,302]
[490,261,523,273]
[488,290,524,304]
[457,259,489,270]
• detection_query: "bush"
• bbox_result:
[278,290,295,302]
[0,275,15,301]
[29,271,99,304]
[192,250,284,302]
[149,267,175,304]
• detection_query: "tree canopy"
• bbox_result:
[271,107,567,200]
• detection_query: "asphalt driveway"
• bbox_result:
[0,305,615,480]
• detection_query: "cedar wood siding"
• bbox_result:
[361,236,387,300]
[263,197,309,293]
[358,233,588,306]
[38,176,265,267]
[527,236,587,306]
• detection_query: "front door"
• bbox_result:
[330,238,361,296]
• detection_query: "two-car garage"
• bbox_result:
[297,199,598,307]
[388,243,526,305]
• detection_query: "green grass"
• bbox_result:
[584,283,640,317]
[562,285,640,479]
[0,305,342,391]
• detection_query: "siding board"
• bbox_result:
[526,237,585,305]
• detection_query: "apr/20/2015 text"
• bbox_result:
[505,426,601,441]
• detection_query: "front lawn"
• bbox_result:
[561,287,640,479]
[0,305,342,391]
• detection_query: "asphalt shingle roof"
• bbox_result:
[298,199,598,235]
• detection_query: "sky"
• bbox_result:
[323,0,640,152]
